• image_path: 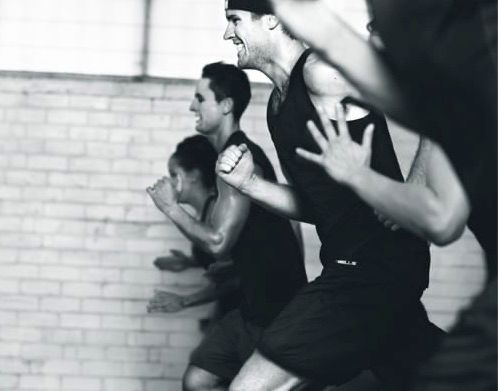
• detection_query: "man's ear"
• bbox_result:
[222,97,234,115]
[265,14,280,30]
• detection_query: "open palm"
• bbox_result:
[296,103,374,186]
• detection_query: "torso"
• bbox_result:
[267,49,430,292]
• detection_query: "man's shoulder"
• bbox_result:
[303,53,349,98]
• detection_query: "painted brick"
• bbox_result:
[89,174,128,189]
[70,157,111,173]
[0,185,22,199]
[111,97,152,112]
[61,376,102,391]
[145,380,182,391]
[19,249,60,265]
[82,361,124,376]
[61,314,101,329]
[63,282,102,298]
[41,297,80,312]
[86,142,127,159]
[143,317,198,332]
[5,108,45,123]
[127,332,168,347]
[82,299,123,314]
[104,378,144,391]
[45,329,84,345]
[107,347,148,362]
[20,344,63,359]
[0,358,30,374]
[26,124,68,139]
[60,251,100,266]
[1,327,42,342]
[70,126,109,141]
[109,128,150,143]
[7,170,47,186]
[0,342,21,358]
[64,346,106,361]
[28,93,69,108]
[18,312,58,327]
[19,376,60,390]
[0,311,17,325]
[70,95,110,110]
[88,112,130,127]
[101,315,142,331]
[122,269,160,285]
[85,330,127,346]
[168,332,203,348]
[85,205,126,220]
[20,281,60,295]
[47,109,88,125]
[102,284,148,300]
[0,374,18,388]
[0,279,19,294]
[48,172,89,187]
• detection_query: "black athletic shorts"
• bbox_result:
[190,309,263,380]
[257,264,443,385]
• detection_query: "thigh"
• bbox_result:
[183,365,227,391]
[257,282,398,385]
[230,350,307,391]
[189,310,245,381]
[190,309,263,382]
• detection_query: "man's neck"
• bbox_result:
[258,39,306,93]
[207,119,241,152]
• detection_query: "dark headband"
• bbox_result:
[225,0,273,15]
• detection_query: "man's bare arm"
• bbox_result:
[147,172,252,259]
[217,144,311,222]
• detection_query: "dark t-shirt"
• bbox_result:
[221,131,307,326]
[267,49,430,292]
[369,0,497,279]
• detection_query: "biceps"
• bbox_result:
[209,183,251,254]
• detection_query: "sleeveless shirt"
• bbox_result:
[267,49,430,292]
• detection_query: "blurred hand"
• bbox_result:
[153,249,193,272]
[147,290,186,313]
[205,259,235,281]
[374,209,400,231]
[296,104,374,187]
[146,176,178,213]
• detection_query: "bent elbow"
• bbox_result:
[426,213,466,246]
[204,232,230,259]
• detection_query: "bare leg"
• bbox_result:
[229,350,308,391]
[183,365,227,391]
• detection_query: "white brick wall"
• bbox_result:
[0,73,486,391]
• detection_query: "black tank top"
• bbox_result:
[222,130,307,326]
[267,49,430,291]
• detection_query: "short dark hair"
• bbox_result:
[173,135,218,189]
[202,62,251,122]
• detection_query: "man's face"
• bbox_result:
[224,9,266,69]
[189,78,224,135]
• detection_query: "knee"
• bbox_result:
[182,366,209,391]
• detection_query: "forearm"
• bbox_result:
[241,174,311,222]
[349,168,453,242]
[164,205,221,254]
[182,282,218,307]
[312,16,419,129]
